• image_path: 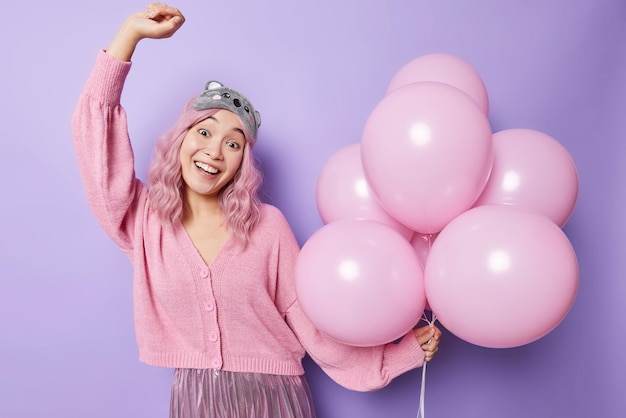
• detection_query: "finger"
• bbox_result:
[145,3,184,21]
[414,326,436,345]
[421,339,439,352]
[140,7,185,38]
[145,3,168,17]
[423,327,442,346]
[422,345,439,362]
[432,326,442,339]
[421,335,440,353]
[423,343,439,354]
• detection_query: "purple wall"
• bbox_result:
[1,1,624,417]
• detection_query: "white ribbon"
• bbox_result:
[417,360,427,418]
[417,311,437,418]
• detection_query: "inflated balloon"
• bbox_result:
[361,81,493,234]
[425,205,578,349]
[410,232,437,266]
[295,219,426,347]
[316,143,413,240]
[411,233,438,311]
[473,129,579,227]
[387,53,490,115]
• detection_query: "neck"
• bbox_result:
[182,190,223,225]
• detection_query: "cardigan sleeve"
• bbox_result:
[286,299,425,392]
[71,50,145,252]
[272,209,425,392]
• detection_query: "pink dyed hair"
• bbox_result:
[147,100,263,244]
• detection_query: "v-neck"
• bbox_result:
[173,219,234,270]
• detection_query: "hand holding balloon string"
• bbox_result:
[414,312,441,362]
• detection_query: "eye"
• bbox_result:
[198,128,210,137]
[227,141,241,150]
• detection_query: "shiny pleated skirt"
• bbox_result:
[169,369,317,418]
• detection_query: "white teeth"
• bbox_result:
[195,161,218,174]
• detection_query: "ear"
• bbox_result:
[205,80,224,91]
[254,110,262,128]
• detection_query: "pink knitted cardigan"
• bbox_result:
[71,50,425,392]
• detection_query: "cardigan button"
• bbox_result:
[211,358,221,368]
[209,332,218,342]
[200,268,209,278]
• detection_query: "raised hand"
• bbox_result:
[106,3,185,62]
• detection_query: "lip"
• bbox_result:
[194,160,221,175]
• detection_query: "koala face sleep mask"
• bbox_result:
[193,80,262,144]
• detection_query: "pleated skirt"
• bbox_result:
[169,368,317,418]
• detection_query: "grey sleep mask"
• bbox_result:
[193,80,261,143]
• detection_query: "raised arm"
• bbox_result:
[107,3,185,62]
[71,4,185,252]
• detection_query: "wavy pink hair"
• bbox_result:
[147,100,262,244]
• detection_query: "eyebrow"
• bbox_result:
[205,115,246,137]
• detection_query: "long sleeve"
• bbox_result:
[71,50,145,252]
[286,299,424,392]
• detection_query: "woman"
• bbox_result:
[71,3,441,417]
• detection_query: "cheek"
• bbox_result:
[179,135,197,158]
[178,144,187,166]
[178,139,197,177]
[230,153,244,171]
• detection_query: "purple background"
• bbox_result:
[1,1,624,417]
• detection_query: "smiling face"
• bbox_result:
[179,109,246,201]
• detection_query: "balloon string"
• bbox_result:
[421,311,437,326]
[417,310,437,418]
[417,361,427,418]
[418,235,434,418]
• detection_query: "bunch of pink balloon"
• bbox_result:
[295,53,579,349]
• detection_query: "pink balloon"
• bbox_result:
[361,81,493,234]
[425,205,578,349]
[410,232,438,266]
[295,219,426,347]
[474,129,579,227]
[316,143,413,240]
[410,233,438,312]
[387,53,490,115]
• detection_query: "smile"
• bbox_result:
[195,161,219,174]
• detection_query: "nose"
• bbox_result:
[204,140,223,160]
